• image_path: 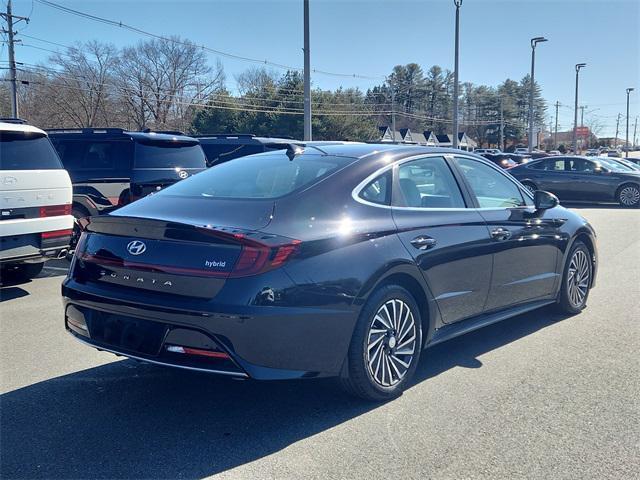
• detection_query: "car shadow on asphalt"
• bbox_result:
[0,306,571,479]
[0,286,30,302]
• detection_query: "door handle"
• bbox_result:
[490,227,511,240]
[410,235,437,250]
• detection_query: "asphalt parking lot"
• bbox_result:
[1,206,638,480]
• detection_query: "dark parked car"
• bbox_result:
[479,153,517,169]
[63,145,598,401]
[510,155,640,207]
[48,128,207,245]
[195,134,294,167]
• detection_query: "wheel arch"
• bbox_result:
[565,228,598,289]
[357,264,438,348]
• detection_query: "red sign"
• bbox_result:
[575,127,590,137]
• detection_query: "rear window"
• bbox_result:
[0,131,63,170]
[158,153,352,199]
[134,141,207,169]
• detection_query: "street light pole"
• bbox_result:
[452,0,462,149]
[626,87,634,157]
[528,37,547,153]
[572,63,586,154]
[303,0,312,141]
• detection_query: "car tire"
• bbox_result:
[521,181,537,195]
[340,285,422,401]
[616,183,640,208]
[9,262,45,281]
[556,241,592,315]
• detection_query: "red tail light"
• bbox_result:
[197,227,301,278]
[39,204,72,217]
[42,229,73,239]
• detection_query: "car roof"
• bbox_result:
[195,134,293,144]
[46,128,198,143]
[0,121,47,136]
[288,143,485,160]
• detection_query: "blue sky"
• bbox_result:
[2,0,639,137]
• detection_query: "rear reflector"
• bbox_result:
[166,345,229,359]
[39,204,72,217]
[42,229,73,239]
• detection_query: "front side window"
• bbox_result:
[394,156,465,208]
[456,157,525,208]
[568,158,595,173]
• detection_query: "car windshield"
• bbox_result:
[134,140,206,169]
[0,131,63,170]
[596,158,635,172]
[157,152,354,199]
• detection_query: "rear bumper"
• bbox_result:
[62,280,357,380]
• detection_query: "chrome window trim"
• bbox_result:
[352,152,534,211]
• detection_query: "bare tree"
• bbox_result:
[44,41,119,127]
[117,36,225,131]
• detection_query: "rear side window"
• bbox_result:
[159,153,353,199]
[359,172,391,205]
[395,156,465,208]
[52,139,133,172]
[134,141,206,169]
[0,132,63,170]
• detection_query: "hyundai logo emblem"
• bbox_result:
[127,240,147,256]
[178,170,188,179]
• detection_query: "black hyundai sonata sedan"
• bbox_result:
[62,144,598,400]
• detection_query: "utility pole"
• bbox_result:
[390,83,396,141]
[554,101,560,149]
[1,1,28,118]
[528,37,548,153]
[580,105,586,126]
[499,97,504,151]
[452,0,462,149]
[572,63,586,154]
[614,113,621,148]
[303,0,312,141]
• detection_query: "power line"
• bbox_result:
[34,0,384,80]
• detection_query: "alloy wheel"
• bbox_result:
[567,250,591,308]
[618,186,640,206]
[366,299,417,387]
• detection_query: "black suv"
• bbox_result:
[194,134,293,167]
[48,129,207,221]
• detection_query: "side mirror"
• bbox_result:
[534,190,559,210]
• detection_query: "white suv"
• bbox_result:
[1,120,73,280]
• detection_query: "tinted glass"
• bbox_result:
[395,157,465,208]
[53,139,133,172]
[456,157,525,208]
[134,142,206,169]
[158,153,352,199]
[568,158,595,172]
[0,132,63,170]
[359,172,391,205]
